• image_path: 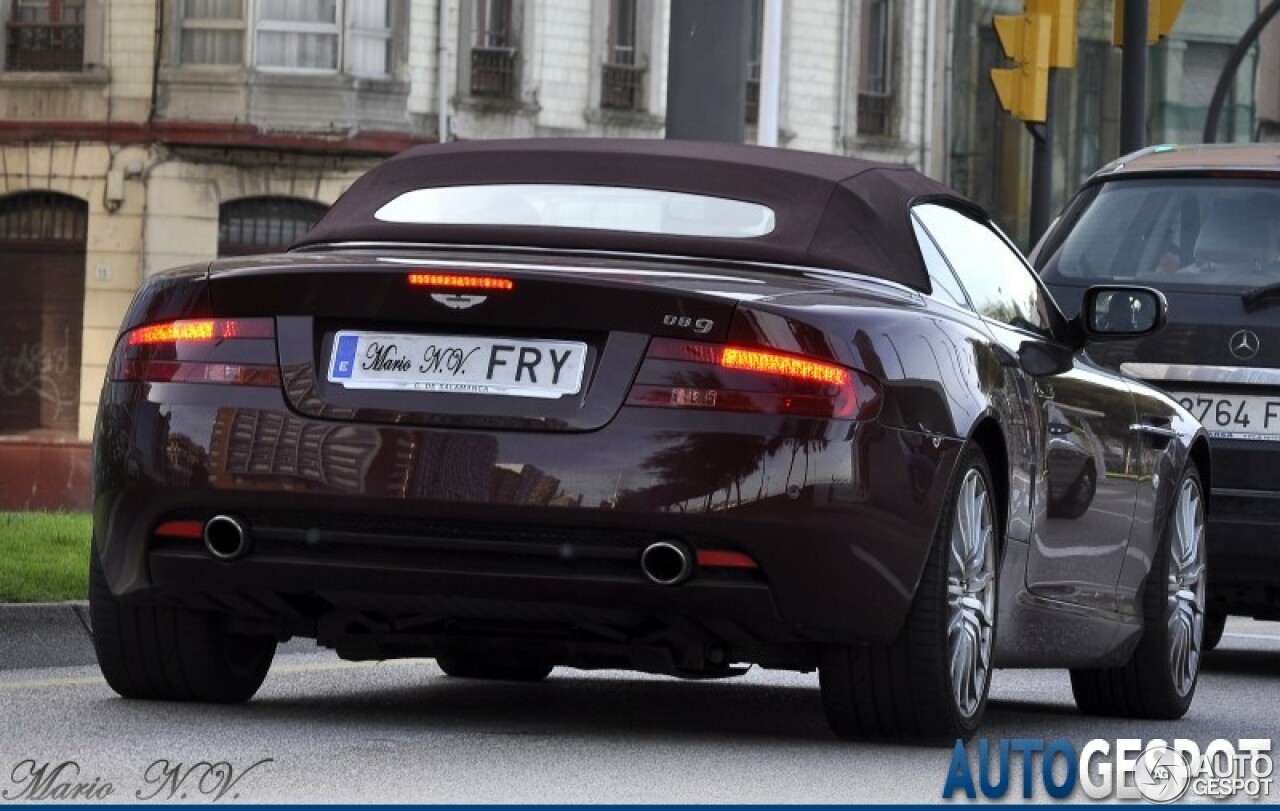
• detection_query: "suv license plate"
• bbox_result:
[1169,391,1280,441]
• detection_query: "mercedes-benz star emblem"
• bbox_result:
[1229,329,1261,360]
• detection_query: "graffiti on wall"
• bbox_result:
[0,326,77,422]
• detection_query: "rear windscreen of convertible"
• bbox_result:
[373,184,777,239]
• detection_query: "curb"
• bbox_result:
[0,600,97,671]
[0,601,322,671]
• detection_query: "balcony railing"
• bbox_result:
[601,62,644,111]
[470,46,517,99]
[857,91,893,137]
[5,22,84,71]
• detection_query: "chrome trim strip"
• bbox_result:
[1121,362,1280,386]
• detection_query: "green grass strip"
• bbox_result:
[0,512,92,603]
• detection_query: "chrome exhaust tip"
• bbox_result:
[640,540,694,586]
[203,514,251,561]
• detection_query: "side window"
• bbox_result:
[914,203,1054,337]
[911,215,969,309]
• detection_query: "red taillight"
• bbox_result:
[626,338,881,420]
[721,347,850,386]
[112,318,279,387]
[126,318,274,346]
[408,273,515,291]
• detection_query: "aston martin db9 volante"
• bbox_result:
[91,139,1209,742]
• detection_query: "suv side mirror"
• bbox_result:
[1076,285,1167,341]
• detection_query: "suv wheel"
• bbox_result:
[1203,609,1226,652]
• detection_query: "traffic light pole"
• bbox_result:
[1120,0,1149,153]
[1027,70,1056,245]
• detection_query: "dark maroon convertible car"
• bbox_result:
[91,139,1209,741]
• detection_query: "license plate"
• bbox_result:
[327,331,587,399]
[1169,391,1280,441]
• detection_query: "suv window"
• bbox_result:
[913,203,1055,337]
[1037,177,1280,289]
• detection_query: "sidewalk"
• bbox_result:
[0,601,95,670]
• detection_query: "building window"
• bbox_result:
[178,1,391,77]
[857,0,893,136]
[346,0,391,78]
[745,0,763,124]
[0,192,87,435]
[256,0,340,72]
[218,197,327,257]
[180,0,245,66]
[4,0,84,71]
[601,0,643,110]
[470,0,516,98]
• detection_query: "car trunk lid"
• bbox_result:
[207,251,839,431]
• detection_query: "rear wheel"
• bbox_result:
[435,653,553,682]
[90,552,275,703]
[1070,464,1205,719]
[820,446,998,742]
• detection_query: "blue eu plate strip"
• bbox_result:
[331,334,358,379]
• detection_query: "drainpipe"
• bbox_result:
[437,0,451,142]
[835,0,848,152]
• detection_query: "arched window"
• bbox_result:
[0,191,88,435]
[217,197,327,257]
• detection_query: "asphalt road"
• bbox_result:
[1,619,1277,804]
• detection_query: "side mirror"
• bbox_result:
[1076,285,1167,341]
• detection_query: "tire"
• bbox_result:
[435,653,554,682]
[90,551,275,703]
[1070,464,1205,719]
[819,445,999,742]
[1203,609,1227,652]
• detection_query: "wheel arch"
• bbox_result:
[1188,434,1211,509]
[968,416,1010,549]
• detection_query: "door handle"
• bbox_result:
[1131,416,1177,446]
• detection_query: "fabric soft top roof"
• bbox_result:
[292,138,983,291]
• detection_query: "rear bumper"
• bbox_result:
[94,382,961,646]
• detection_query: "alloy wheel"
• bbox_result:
[1167,475,1206,697]
[947,467,996,720]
